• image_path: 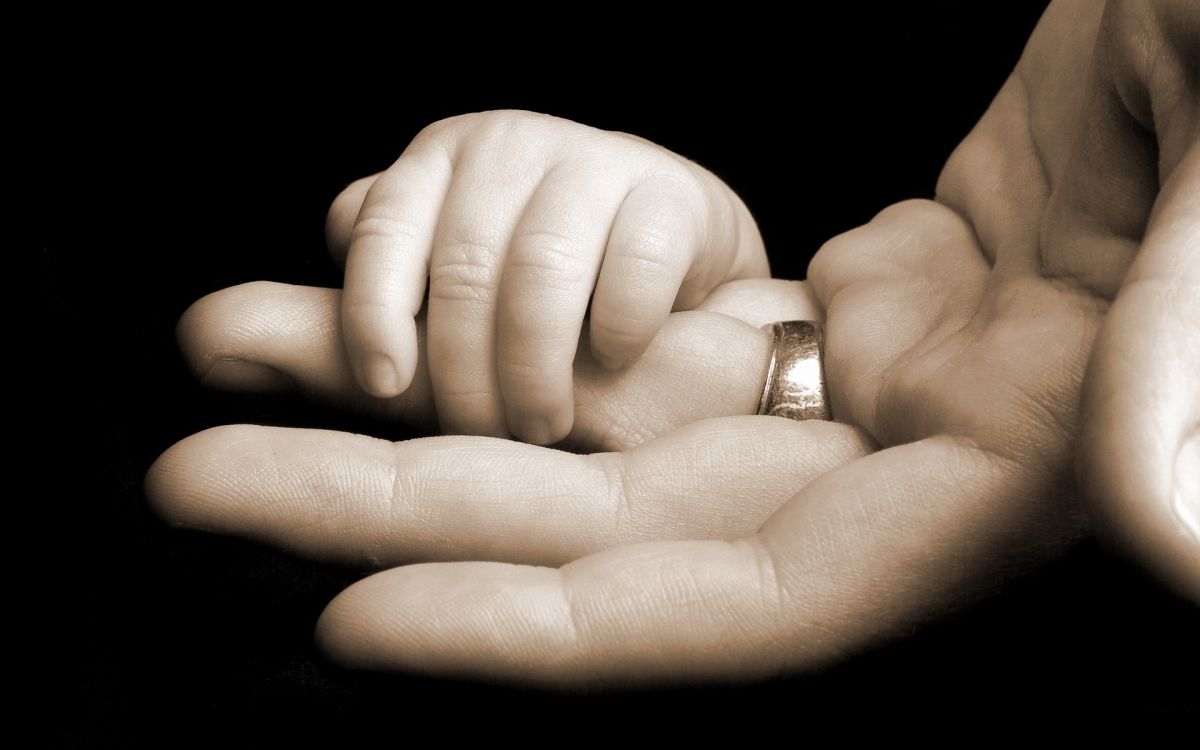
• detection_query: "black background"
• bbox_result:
[39,3,1197,740]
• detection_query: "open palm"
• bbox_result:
[148,0,1198,684]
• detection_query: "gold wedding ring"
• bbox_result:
[756,321,831,421]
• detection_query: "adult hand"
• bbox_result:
[915,0,1199,598]
[148,228,1089,685]
[1064,0,1198,599]
[147,0,1199,685]
[171,277,819,453]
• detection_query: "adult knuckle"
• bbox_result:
[412,115,469,147]
[808,226,866,286]
[177,283,272,376]
[809,199,953,284]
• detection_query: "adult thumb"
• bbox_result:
[1078,145,1200,602]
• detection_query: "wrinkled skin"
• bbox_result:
[331,111,768,444]
[147,0,1198,685]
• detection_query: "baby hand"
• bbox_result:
[326,110,768,444]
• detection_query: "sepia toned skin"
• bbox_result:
[333,112,770,445]
[147,0,1198,684]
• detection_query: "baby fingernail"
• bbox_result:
[519,412,571,446]
[520,417,554,446]
[362,352,401,397]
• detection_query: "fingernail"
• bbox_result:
[521,416,555,446]
[203,357,292,391]
[362,352,401,397]
[519,413,570,446]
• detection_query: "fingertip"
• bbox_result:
[344,315,420,399]
[176,284,297,392]
[496,353,575,445]
[176,288,227,379]
[315,584,375,670]
[695,279,824,327]
[144,441,182,526]
[144,425,259,529]
[494,314,578,445]
[317,572,411,671]
[509,406,574,447]
[353,351,405,399]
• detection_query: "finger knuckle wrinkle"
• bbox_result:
[741,537,788,617]
[619,223,674,266]
[589,312,650,345]
[496,360,550,386]
[342,297,399,318]
[509,230,588,283]
[429,258,497,302]
[595,453,636,536]
[178,287,261,376]
[351,214,423,244]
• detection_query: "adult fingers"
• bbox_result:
[589,171,768,370]
[315,432,1083,684]
[496,164,625,444]
[695,278,821,327]
[146,416,871,569]
[807,199,989,436]
[177,279,819,451]
[341,140,453,398]
[176,281,436,428]
[1019,0,1200,599]
[1036,0,1198,299]
[1078,145,1200,602]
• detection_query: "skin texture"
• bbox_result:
[332,112,769,445]
[147,0,1198,685]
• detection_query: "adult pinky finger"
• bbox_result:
[316,433,1080,685]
